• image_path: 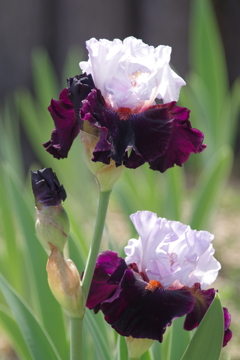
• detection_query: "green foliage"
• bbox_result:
[0,275,61,360]
[168,317,191,360]
[190,0,228,132]
[141,350,154,360]
[180,0,240,167]
[0,0,238,359]
[181,294,224,360]
[115,335,129,360]
[0,305,32,360]
[1,164,69,359]
[190,145,233,230]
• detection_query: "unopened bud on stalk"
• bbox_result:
[31,168,70,252]
[80,131,125,192]
[125,336,154,359]
[46,244,85,318]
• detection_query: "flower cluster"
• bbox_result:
[44,37,205,173]
[37,36,232,358]
[87,211,232,346]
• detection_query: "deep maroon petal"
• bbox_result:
[81,90,173,167]
[149,103,206,172]
[80,91,205,172]
[44,72,205,169]
[122,150,145,169]
[44,74,95,159]
[91,126,112,164]
[223,328,232,347]
[43,88,79,159]
[223,307,231,330]
[101,270,194,342]
[68,73,95,125]
[184,283,215,331]
[31,168,66,207]
[223,307,232,347]
[86,251,127,312]
[123,106,172,167]
[184,285,232,347]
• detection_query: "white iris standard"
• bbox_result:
[124,211,221,290]
[80,37,186,112]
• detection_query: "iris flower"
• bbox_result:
[44,37,205,172]
[86,211,232,346]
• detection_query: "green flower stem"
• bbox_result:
[82,190,112,299]
[166,326,173,360]
[128,357,140,360]
[69,191,111,360]
[70,317,83,360]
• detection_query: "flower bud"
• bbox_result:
[35,206,70,253]
[46,244,85,318]
[31,168,67,209]
[80,131,125,192]
[125,336,154,359]
[31,168,70,252]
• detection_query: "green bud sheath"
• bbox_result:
[47,244,85,318]
[80,131,125,192]
[126,337,154,359]
[35,204,70,253]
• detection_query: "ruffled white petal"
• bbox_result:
[80,37,185,111]
[125,211,221,289]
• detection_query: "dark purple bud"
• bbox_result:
[31,168,66,208]
[31,168,69,252]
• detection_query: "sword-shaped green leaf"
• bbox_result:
[0,275,62,360]
[181,293,223,360]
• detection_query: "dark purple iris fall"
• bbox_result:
[86,250,231,346]
[43,73,206,173]
[31,168,66,208]
[223,307,232,347]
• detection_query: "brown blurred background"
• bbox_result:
[1,0,239,99]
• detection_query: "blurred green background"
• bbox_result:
[0,0,240,359]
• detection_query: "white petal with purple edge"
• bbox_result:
[80,37,186,111]
[125,211,221,289]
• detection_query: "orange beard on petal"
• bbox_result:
[117,107,132,121]
[117,104,145,120]
[145,280,164,292]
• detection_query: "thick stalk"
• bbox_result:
[70,317,83,360]
[82,190,112,298]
